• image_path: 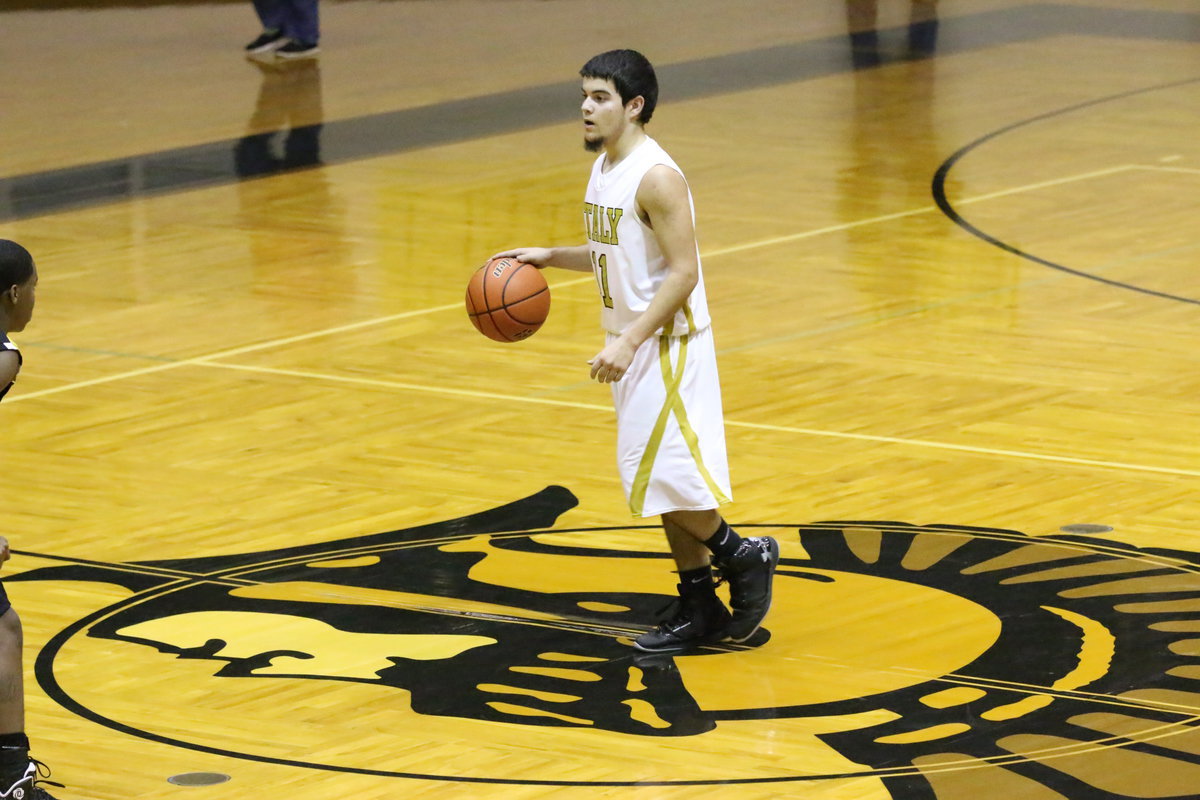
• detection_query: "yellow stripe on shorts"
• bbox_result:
[628,313,730,516]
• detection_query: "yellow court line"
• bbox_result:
[7,277,596,402]
[731,418,1200,478]
[5,360,187,402]
[954,165,1137,204]
[206,361,613,412]
[908,720,1200,778]
[200,361,1200,479]
[702,165,1137,258]
[35,268,95,284]
[205,276,602,361]
[778,654,1200,719]
[702,206,935,258]
[1132,164,1200,176]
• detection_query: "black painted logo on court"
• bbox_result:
[12,486,1200,797]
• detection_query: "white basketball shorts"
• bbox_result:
[609,325,732,518]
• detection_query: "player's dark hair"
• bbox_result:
[580,49,658,124]
[0,239,34,289]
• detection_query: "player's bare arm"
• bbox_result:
[0,352,18,390]
[589,165,699,383]
[492,245,592,272]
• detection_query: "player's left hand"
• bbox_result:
[0,536,10,569]
[588,339,636,383]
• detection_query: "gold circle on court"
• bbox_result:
[49,528,1002,785]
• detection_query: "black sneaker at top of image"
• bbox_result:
[633,585,731,653]
[0,759,63,800]
[276,40,320,60]
[720,536,780,643]
[244,29,286,54]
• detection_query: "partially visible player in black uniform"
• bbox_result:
[0,239,61,799]
[0,241,35,402]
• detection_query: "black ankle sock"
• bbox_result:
[0,733,28,768]
[702,520,744,563]
[678,565,715,596]
[0,733,28,751]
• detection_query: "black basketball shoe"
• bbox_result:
[633,585,731,653]
[244,29,286,54]
[276,40,321,59]
[721,536,780,643]
[0,758,63,800]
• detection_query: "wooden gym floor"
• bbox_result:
[3,1,1200,798]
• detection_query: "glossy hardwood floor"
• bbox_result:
[2,1,1200,798]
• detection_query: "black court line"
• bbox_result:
[2,4,1198,221]
[932,76,1200,306]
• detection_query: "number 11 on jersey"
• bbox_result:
[591,250,614,309]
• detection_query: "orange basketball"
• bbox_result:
[465,257,550,342]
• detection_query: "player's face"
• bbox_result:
[8,268,37,332]
[580,78,633,153]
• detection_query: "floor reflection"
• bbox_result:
[235,58,324,177]
[846,0,939,67]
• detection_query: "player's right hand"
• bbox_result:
[491,247,553,268]
[0,536,10,569]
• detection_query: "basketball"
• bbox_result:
[465,257,551,342]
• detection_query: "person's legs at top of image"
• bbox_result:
[275,0,321,60]
[245,0,289,55]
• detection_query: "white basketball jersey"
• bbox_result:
[583,137,711,336]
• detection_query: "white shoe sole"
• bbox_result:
[276,46,320,60]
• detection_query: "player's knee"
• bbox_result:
[662,508,722,538]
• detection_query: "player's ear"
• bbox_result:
[626,95,645,121]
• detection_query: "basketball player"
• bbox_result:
[495,50,779,652]
[0,239,62,799]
